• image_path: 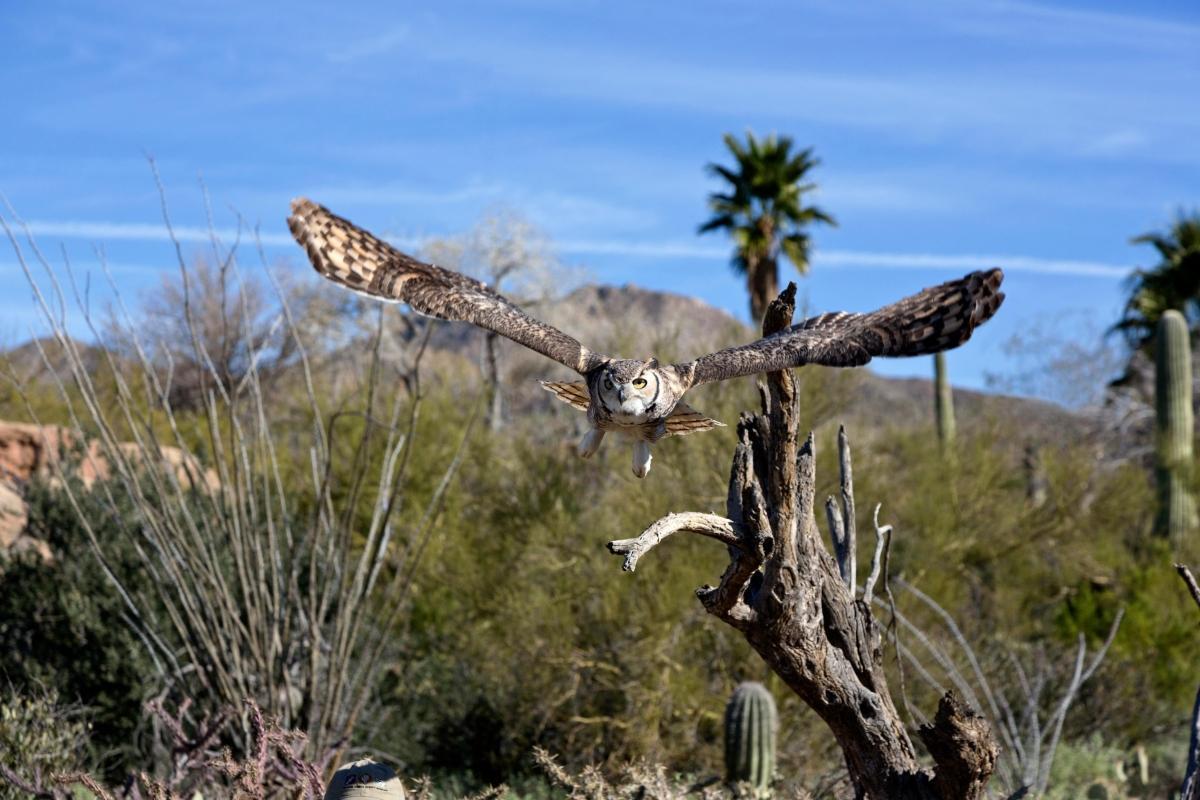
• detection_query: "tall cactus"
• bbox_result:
[1154,309,1198,541]
[724,681,777,797]
[934,352,956,448]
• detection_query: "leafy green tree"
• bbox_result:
[1112,210,1200,350]
[698,132,836,322]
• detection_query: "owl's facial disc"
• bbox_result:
[599,367,661,423]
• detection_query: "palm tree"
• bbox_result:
[1113,210,1200,350]
[699,131,836,322]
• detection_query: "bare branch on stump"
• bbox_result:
[863,504,893,606]
[607,512,743,572]
[606,283,999,800]
[1177,564,1200,800]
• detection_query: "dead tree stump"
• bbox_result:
[607,284,998,800]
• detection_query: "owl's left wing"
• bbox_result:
[288,198,606,375]
[673,268,1004,388]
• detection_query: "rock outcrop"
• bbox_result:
[0,420,219,562]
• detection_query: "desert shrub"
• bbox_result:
[367,367,863,791]
[0,688,88,798]
[386,377,1191,792]
[0,477,158,782]
[3,200,1195,795]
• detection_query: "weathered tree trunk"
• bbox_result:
[484,331,505,431]
[608,284,998,799]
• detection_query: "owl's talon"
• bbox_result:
[577,429,606,459]
[632,441,653,478]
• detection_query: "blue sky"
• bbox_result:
[2,0,1197,396]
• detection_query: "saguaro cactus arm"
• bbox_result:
[1155,309,1198,540]
[934,352,956,447]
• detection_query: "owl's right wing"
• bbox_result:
[288,198,606,375]
[674,269,1004,388]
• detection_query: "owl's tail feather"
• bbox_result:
[540,381,723,438]
[662,403,724,437]
[541,380,591,411]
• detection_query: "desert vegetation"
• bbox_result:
[2,175,1200,798]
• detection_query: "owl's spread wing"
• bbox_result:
[288,198,605,375]
[676,268,1004,387]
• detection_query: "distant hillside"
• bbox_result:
[1,336,104,383]
[0,283,1098,450]
[415,281,1095,444]
[419,282,746,366]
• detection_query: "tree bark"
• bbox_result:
[484,331,504,432]
[608,284,998,799]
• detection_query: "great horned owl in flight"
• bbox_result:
[288,198,1005,478]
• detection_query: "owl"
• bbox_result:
[288,198,1005,477]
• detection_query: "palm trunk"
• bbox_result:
[747,254,779,324]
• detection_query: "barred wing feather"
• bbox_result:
[679,269,1004,387]
[288,198,604,375]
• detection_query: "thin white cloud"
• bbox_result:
[971,0,1200,46]
[558,239,720,259]
[555,240,1129,278]
[325,25,411,64]
[307,181,505,207]
[1079,129,1151,158]
[818,249,1128,278]
[17,220,296,247]
[13,219,1130,279]
[398,6,1199,165]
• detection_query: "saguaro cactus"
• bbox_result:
[724,681,777,796]
[934,352,956,448]
[1155,309,1198,541]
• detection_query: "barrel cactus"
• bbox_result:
[1154,309,1198,541]
[724,681,777,797]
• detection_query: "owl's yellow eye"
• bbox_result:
[632,378,647,389]
[603,378,614,390]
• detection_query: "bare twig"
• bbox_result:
[862,504,892,605]
[1177,563,1200,613]
[889,579,1124,797]
[608,513,743,573]
[837,425,857,596]
[1176,564,1200,800]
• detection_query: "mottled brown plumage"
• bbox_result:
[288,197,1005,476]
[288,198,602,375]
[678,267,1005,388]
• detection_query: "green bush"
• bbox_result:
[0,478,159,782]
[0,688,88,798]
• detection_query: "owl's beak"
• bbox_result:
[618,386,630,402]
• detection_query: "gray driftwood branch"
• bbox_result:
[606,284,998,800]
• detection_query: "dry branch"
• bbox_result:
[607,512,743,572]
[1177,564,1200,800]
[606,283,998,800]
